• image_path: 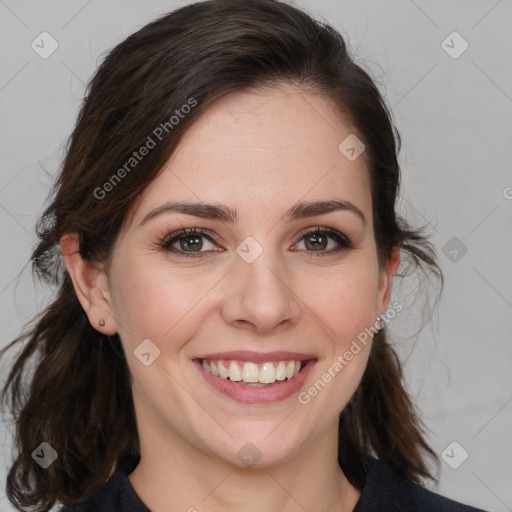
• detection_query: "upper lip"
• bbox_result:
[194,351,317,363]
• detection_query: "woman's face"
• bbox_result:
[103,84,399,467]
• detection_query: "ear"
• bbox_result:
[376,245,401,316]
[59,233,117,335]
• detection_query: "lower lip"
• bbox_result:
[193,359,317,404]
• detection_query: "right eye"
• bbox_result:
[160,228,222,257]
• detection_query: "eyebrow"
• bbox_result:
[139,199,366,227]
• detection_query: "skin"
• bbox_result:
[61,83,400,512]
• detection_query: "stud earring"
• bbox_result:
[99,320,105,328]
[376,315,384,332]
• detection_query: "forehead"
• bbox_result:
[126,84,371,228]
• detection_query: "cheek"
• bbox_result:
[304,262,379,338]
[296,266,377,421]
[109,255,215,353]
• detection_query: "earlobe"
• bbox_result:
[59,233,117,335]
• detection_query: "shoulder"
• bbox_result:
[356,457,490,512]
[58,454,149,512]
[57,472,128,512]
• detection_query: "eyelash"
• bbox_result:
[159,227,355,258]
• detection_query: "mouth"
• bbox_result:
[192,352,317,404]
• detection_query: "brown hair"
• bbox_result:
[0,0,444,509]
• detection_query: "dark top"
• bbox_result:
[60,453,489,511]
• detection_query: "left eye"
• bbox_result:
[295,229,340,252]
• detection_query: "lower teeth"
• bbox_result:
[235,381,281,387]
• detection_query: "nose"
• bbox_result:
[220,249,302,335]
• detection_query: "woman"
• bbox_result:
[0,0,490,511]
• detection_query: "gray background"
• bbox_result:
[0,1,511,511]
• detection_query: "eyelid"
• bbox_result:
[160,227,221,250]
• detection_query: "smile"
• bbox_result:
[192,352,318,404]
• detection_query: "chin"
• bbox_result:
[205,427,304,469]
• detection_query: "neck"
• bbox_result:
[128,421,361,512]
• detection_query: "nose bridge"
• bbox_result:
[221,236,301,333]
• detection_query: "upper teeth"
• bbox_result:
[201,359,303,384]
